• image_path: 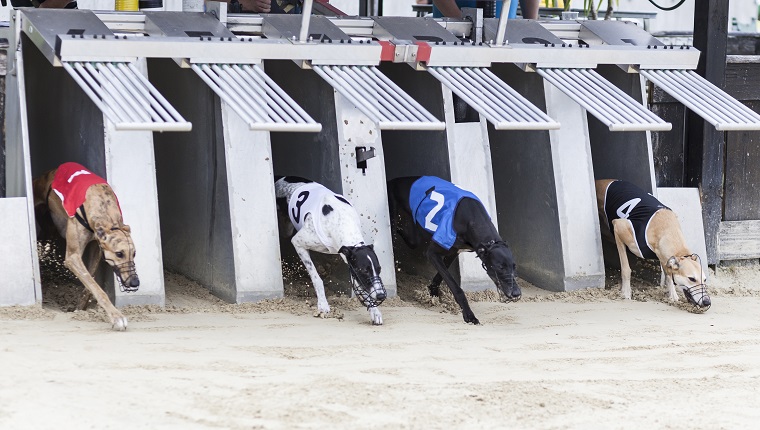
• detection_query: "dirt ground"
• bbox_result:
[2,248,760,429]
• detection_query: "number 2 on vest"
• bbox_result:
[616,198,641,219]
[424,191,445,232]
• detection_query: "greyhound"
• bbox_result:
[33,162,140,331]
[274,176,387,325]
[387,176,521,325]
[595,179,710,309]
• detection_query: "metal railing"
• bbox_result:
[538,67,671,132]
[63,61,191,132]
[428,66,560,130]
[192,63,322,132]
[641,69,760,131]
[313,65,445,130]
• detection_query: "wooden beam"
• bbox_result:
[719,221,760,261]
[686,0,729,265]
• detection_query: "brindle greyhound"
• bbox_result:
[33,163,139,331]
[387,176,521,325]
[595,179,710,309]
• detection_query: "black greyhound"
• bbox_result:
[387,176,521,324]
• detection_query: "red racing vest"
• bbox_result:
[51,162,117,217]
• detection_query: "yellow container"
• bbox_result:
[115,0,138,11]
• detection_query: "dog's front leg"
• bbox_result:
[426,246,479,324]
[612,219,633,300]
[663,266,679,302]
[64,232,128,331]
[77,246,103,311]
[368,306,383,325]
[291,238,330,316]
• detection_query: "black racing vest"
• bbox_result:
[603,180,669,260]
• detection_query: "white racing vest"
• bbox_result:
[287,182,352,253]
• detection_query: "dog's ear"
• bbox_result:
[95,227,106,240]
[666,256,680,271]
[122,224,131,233]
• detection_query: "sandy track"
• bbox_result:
[2,264,760,429]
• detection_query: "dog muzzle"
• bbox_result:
[113,261,139,293]
[682,283,711,310]
[348,265,386,310]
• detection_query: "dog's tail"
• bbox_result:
[32,169,61,241]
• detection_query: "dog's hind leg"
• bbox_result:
[426,245,478,324]
[612,219,636,300]
[427,253,458,297]
[64,224,128,331]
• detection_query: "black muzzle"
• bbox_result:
[347,264,386,310]
[683,283,711,310]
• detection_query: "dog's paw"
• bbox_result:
[316,300,331,314]
[427,285,441,297]
[111,315,128,331]
[369,307,383,325]
[463,312,480,325]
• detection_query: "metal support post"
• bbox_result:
[493,0,512,46]
[298,0,314,42]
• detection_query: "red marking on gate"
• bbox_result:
[379,41,395,62]
[414,42,432,63]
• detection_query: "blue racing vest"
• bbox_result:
[409,176,483,250]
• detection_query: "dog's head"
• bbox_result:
[666,254,710,309]
[95,224,140,293]
[339,244,387,309]
[476,240,521,301]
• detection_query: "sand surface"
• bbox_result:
[2,257,760,429]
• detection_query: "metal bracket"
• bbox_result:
[390,39,419,63]
[356,146,376,175]
[460,7,483,44]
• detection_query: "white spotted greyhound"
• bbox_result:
[274,176,387,325]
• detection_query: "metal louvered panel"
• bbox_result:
[641,69,760,131]
[312,65,444,131]
[62,61,191,132]
[428,66,560,130]
[192,63,321,133]
[538,68,672,132]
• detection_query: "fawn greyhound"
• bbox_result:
[34,162,139,330]
[595,179,710,309]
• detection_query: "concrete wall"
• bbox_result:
[589,65,655,192]
[149,58,283,303]
[488,63,605,292]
